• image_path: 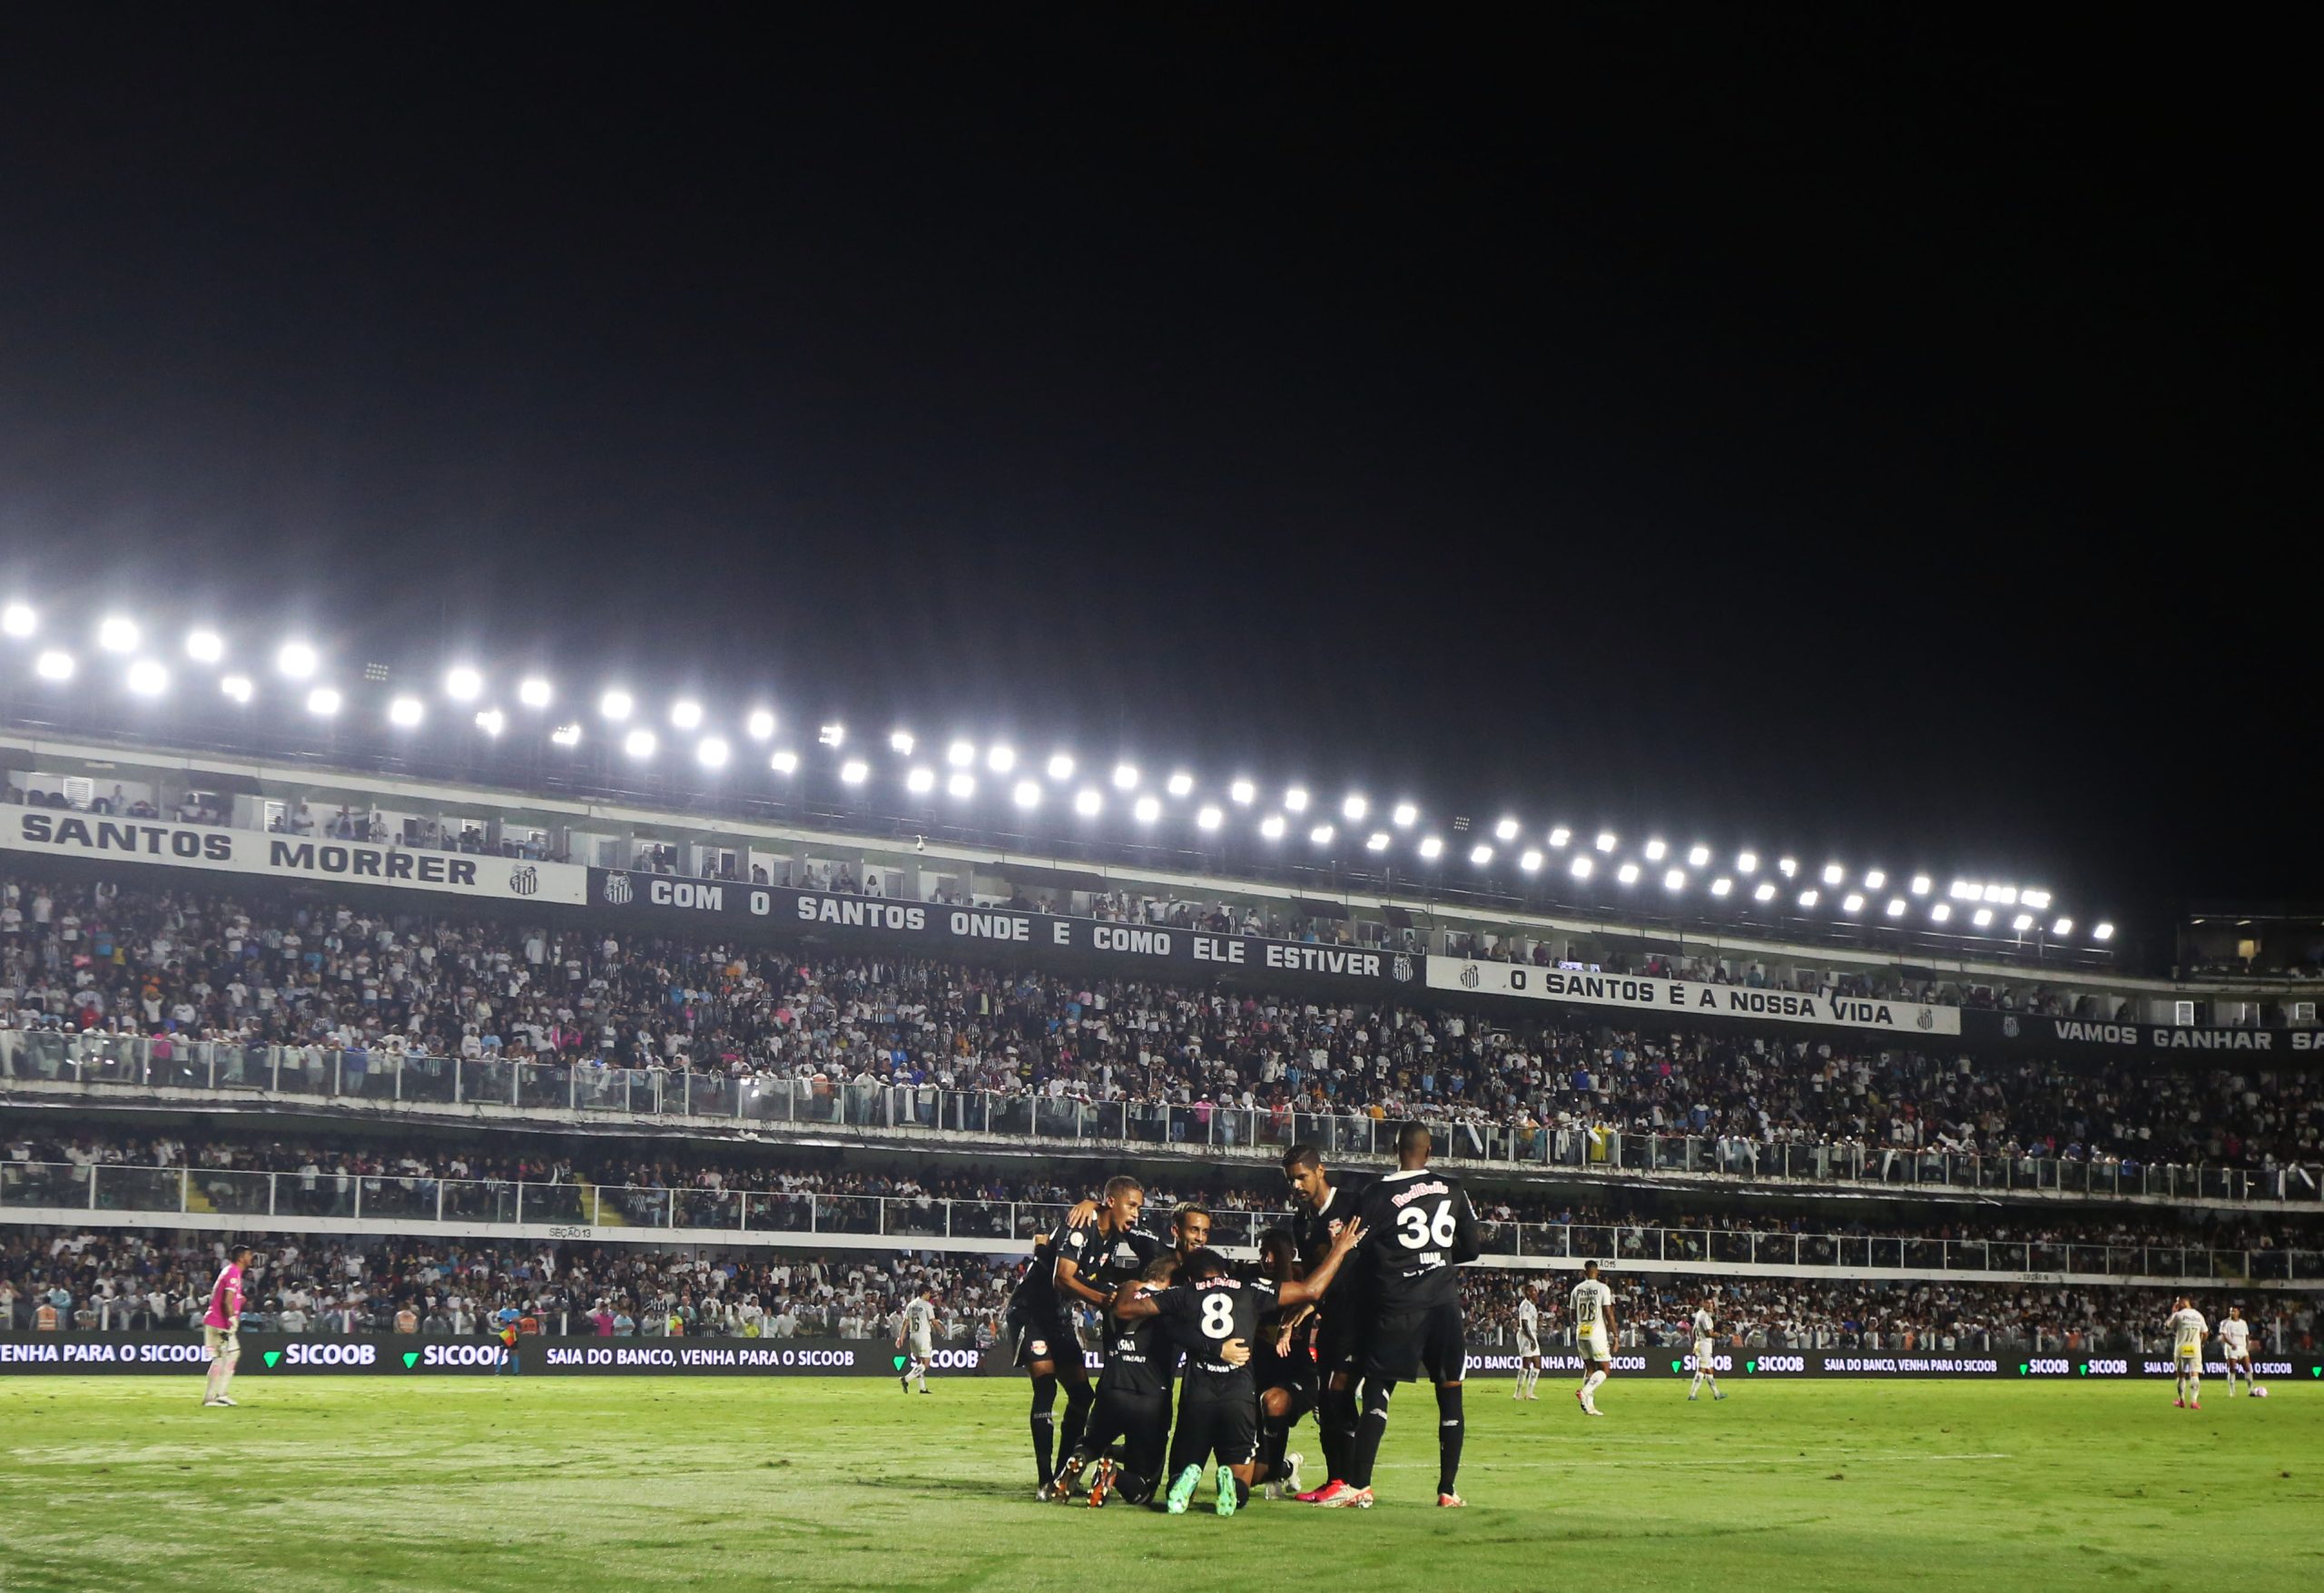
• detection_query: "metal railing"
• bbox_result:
[5,1029,2319,1205]
[3,1161,2316,1284]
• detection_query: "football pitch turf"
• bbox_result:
[3,1375,2319,1593]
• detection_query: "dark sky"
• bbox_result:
[0,9,2309,923]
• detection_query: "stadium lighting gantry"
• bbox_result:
[1687,844,1709,867]
[388,695,424,728]
[1752,881,1776,901]
[1,602,34,638]
[1710,877,1732,897]
[1931,903,1952,922]
[1343,794,1367,821]
[1665,869,1686,890]
[769,749,798,775]
[1821,862,1844,885]
[1417,835,1443,859]
[1167,772,1194,796]
[1841,892,1864,913]
[550,723,581,748]
[475,710,506,737]
[599,690,634,721]
[888,729,914,754]
[125,660,167,696]
[836,759,866,784]
[521,678,555,710]
[185,630,223,664]
[1736,851,1758,873]
[1283,787,1309,812]
[1046,752,1074,781]
[445,666,483,702]
[1494,818,1519,841]
[1011,779,1039,808]
[1309,824,1333,846]
[1133,794,1160,822]
[1911,874,1932,895]
[1261,814,1287,841]
[1571,855,1593,880]
[97,615,139,653]
[1470,843,1492,866]
[1548,827,1571,847]
[1230,779,1256,804]
[817,723,844,748]
[699,737,732,769]
[1616,861,1640,884]
[1520,848,1542,871]
[988,745,1016,773]
[1196,805,1222,831]
[1644,839,1667,861]
[219,674,252,703]
[1114,762,1140,791]
[1595,831,1618,852]
[948,772,975,798]
[1074,789,1101,817]
[2093,921,2114,941]
[947,740,975,767]
[305,686,341,716]
[277,641,318,679]
[906,767,935,794]
[1797,889,1818,908]
[1393,801,1418,827]
[670,700,704,730]
[1366,831,1390,851]
[624,729,656,758]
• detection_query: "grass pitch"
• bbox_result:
[2,1374,2319,1593]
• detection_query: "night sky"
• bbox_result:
[0,10,2308,922]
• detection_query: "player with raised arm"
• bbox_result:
[200,1243,251,1407]
[1311,1122,1481,1510]
[1688,1291,1724,1402]
[1113,1216,1364,1517]
[2167,1295,2208,1410]
[1512,1283,1541,1401]
[2217,1306,2254,1397]
[1066,1203,1216,1508]
[1283,1143,1364,1494]
[1047,1177,1163,1495]
[1006,1197,1101,1498]
[897,1289,936,1394]
[1571,1260,1616,1416]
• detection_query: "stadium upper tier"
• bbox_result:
[4,870,2320,1207]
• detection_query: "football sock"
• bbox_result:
[1320,1382,1358,1481]
[1029,1373,1058,1485]
[1435,1384,1464,1496]
[1059,1378,1095,1453]
[1346,1381,1393,1490]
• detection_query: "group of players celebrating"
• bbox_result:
[1002,1125,1532,1512]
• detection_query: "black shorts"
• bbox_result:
[1012,1314,1080,1372]
[1263,1375,1317,1424]
[1315,1308,1365,1380]
[1167,1392,1261,1473]
[1076,1387,1172,1482]
[1360,1300,1466,1385]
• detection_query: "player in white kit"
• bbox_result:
[1512,1283,1541,1400]
[1688,1293,1725,1402]
[897,1290,937,1394]
[1570,1261,1616,1416]
[2216,1306,2253,1396]
[2166,1296,2207,1410]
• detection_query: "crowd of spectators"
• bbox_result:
[5,871,2324,1174]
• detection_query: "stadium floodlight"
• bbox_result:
[1710,877,1732,897]
[1012,779,1040,808]
[817,723,844,748]
[1284,787,1310,812]
[2012,913,2034,932]
[2093,921,2115,941]
[1821,862,1844,886]
[888,729,914,754]
[2022,889,2052,910]
[1886,898,1906,918]
[988,745,1017,773]
[1310,824,1334,846]
[1196,805,1222,831]
[699,736,731,769]
[1230,779,1256,804]
[669,700,703,730]
[1262,814,1288,841]
[1571,855,1593,880]
[388,695,425,728]
[1366,831,1391,851]
[1114,762,1140,791]
[1074,789,1102,817]
[1471,844,1493,866]
[1864,870,1886,890]
[550,723,582,748]
[1797,889,1818,908]
[184,629,223,664]
[1133,794,1160,822]
[1948,880,1978,900]
[1736,851,1758,873]
[521,678,556,710]
[305,686,340,716]
[770,749,799,775]
[1984,883,2017,904]
[1910,874,1932,896]
[837,758,868,784]
[1616,861,1640,885]
[219,674,252,703]
[1,602,33,638]
[1687,844,1710,868]
[277,640,319,679]
[2053,917,2073,936]
[1644,839,1668,861]
[1417,834,1443,859]
[97,615,139,654]
[475,709,506,736]
[623,728,655,758]
[445,666,483,702]
[1752,881,1776,901]
[906,767,935,795]
[1393,801,1418,827]
[125,659,167,696]
[948,772,975,799]
[1778,857,1798,878]
[1841,892,1863,913]
[947,740,975,768]
[1595,831,1618,852]
[1520,848,1542,872]
[1495,818,1519,842]
[1047,752,1074,781]
[1548,827,1571,848]
[1665,869,1686,891]
[600,690,634,721]
[1167,771,1194,796]
[1972,907,1994,928]
[1931,903,1952,922]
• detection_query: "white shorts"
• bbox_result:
[1578,1326,1610,1362]
[1693,1340,1715,1368]
[203,1326,240,1357]
[1514,1337,1540,1359]
[907,1335,933,1359]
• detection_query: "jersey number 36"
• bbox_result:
[1396,1203,1458,1250]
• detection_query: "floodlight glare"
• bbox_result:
[1366,831,1391,852]
[1,602,34,638]
[1644,839,1668,861]
[2053,917,2073,936]
[1047,753,1074,781]
[2012,913,2034,932]
[1012,779,1040,808]
[1571,856,1593,880]
[1283,787,1309,812]
[125,659,167,696]
[1841,892,1864,913]
[1616,861,1640,885]
[1494,818,1519,842]
[1972,908,1994,928]
[1595,831,1618,852]
[623,729,655,757]
[277,641,319,679]
[521,679,556,710]
[1778,858,1798,877]
[1548,827,1571,847]
[1948,880,1978,900]
[1074,789,1101,817]
[97,615,139,653]
[1864,870,1886,890]
[1931,903,1952,922]
[817,723,844,748]
[1710,877,1732,897]
[947,741,975,767]
[987,745,1016,773]
[1471,844,1492,866]
[1133,795,1160,822]
[599,690,634,721]
[1737,851,1758,873]
[699,737,732,769]
[551,723,582,748]
[475,709,506,736]
[1417,835,1443,859]
[1752,881,1776,901]
[2022,889,2052,910]
[1821,863,1844,886]
[906,767,935,794]
[1886,898,1906,918]
[948,772,975,799]
[1114,762,1140,791]
[1230,779,1256,804]
[1665,869,1686,890]
[670,700,703,730]
[1910,874,1932,896]
[838,758,868,784]
[1261,815,1287,841]
[219,674,252,704]
[1310,824,1334,846]
[1167,772,1193,796]
[770,749,799,775]
[185,630,223,664]
[2093,921,2114,941]
[1342,794,1367,821]
[305,686,340,716]
[1687,844,1709,868]
[1520,848,1542,872]
[1393,801,1418,827]
[888,729,914,753]
[1196,805,1222,831]
[445,666,483,702]
[388,695,425,728]
[1797,889,1818,908]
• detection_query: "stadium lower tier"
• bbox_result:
[3,1227,2316,1356]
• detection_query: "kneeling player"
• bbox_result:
[1116,1221,1363,1516]
[1250,1230,1315,1499]
[1571,1261,1616,1415]
[2218,1306,2254,1396]
[1069,1254,1185,1507]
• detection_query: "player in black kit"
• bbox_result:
[1005,1225,1089,1498]
[1282,1143,1364,1493]
[1248,1228,1316,1500]
[1047,1177,1163,1495]
[1112,1215,1365,1517]
[1306,1123,1479,1509]
[1059,1203,1216,1506]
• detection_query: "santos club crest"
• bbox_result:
[604,873,634,905]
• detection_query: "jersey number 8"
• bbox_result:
[1200,1293,1236,1339]
[1396,1203,1458,1250]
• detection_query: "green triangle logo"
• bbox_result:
[403,1352,420,1369]
[892,1355,907,1371]
[262,1351,281,1368]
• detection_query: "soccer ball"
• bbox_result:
[2250,1385,2269,1399]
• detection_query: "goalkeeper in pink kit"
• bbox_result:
[202,1244,253,1407]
